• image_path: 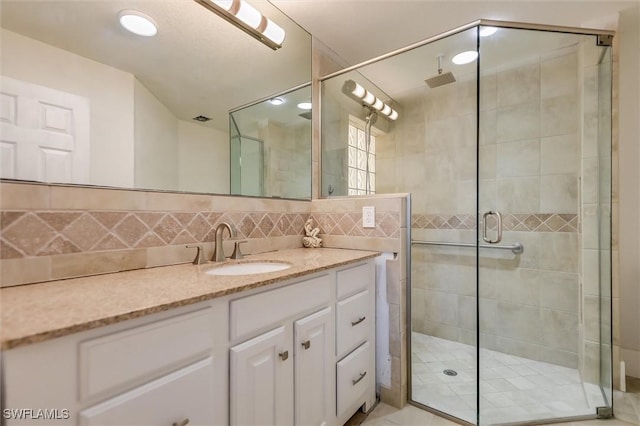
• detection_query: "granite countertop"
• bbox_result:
[1,248,379,350]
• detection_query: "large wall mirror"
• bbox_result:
[0,0,312,199]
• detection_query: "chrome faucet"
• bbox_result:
[212,222,236,262]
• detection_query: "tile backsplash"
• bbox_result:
[0,182,405,287]
[1,210,308,258]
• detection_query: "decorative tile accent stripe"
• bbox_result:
[411,213,579,233]
[0,211,310,259]
[309,212,401,239]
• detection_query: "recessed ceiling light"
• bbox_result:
[297,102,312,110]
[452,51,478,65]
[118,10,158,37]
[480,26,498,37]
[270,98,284,106]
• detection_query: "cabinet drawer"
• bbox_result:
[336,290,369,358]
[79,358,215,426]
[230,274,331,341]
[79,308,214,401]
[336,342,371,418]
[336,263,370,299]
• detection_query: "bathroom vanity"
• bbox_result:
[1,248,378,426]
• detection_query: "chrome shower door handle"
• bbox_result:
[482,211,503,244]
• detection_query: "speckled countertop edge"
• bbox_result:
[0,248,380,350]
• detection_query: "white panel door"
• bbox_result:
[0,76,90,183]
[230,325,293,426]
[294,307,333,426]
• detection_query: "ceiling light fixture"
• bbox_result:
[479,26,498,37]
[452,51,479,65]
[194,0,285,50]
[118,10,158,37]
[269,98,284,105]
[342,80,399,121]
[297,102,312,110]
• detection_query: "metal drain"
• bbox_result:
[443,369,458,376]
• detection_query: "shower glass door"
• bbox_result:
[408,26,480,424]
[477,26,613,424]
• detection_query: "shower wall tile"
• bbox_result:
[540,94,578,137]
[497,62,540,108]
[458,295,477,331]
[495,336,541,362]
[540,134,579,175]
[539,271,579,313]
[497,139,540,177]
[496,101,540,143]
[540,309,579,352]
[538,346,579,369]
[496,177,540,213]
[495,268,540,307]
[480,73,497,112]
[540,175,579,213]
[541,52,578,99]
[539,232,579,273]
[498,302,541,344]
[479,110,497,145]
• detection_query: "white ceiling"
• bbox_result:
[272,0,635,68]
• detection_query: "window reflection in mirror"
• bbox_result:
[230,84,311,199]
[0,0,312,199]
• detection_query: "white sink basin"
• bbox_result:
[205,261,292,276]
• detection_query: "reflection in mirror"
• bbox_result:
[0,0,311,199]
[230,84,311,199]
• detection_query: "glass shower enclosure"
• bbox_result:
[320,20,613,425]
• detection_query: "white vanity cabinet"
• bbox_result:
[2,304,228,426]
[334,263,376,424]
[228,273,334,426]
[1,257,376,426]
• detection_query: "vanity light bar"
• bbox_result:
[194,0,285,50]
[342,80,399,121]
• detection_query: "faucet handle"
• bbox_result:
[230,240,248,260]
[186,244,206,265]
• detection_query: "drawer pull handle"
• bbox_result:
[351,316,366,326]
[279,350,289,361]
[352,371,367,386]
[301,340,311,350]
[173,419,189,426]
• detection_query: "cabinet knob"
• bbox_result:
[351,316,366,326]
[279,350,289,361]
[301,340,311,350]
[173,419,189,426]
[352,371,367,386]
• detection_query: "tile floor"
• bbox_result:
[614,377,640,424]
[410,333,608,424]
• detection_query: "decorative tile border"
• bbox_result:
[310,212,401,239]
[0,211,310,259]
[411,213,579,233]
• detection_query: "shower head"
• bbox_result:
[365,109,378,126]
[425,54,456,88]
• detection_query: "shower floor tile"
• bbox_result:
[411,333,607,424]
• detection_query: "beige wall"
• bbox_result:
[178,120,230,194]
[134,80,179,191]
[617,5,640,379]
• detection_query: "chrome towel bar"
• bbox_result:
[411,240,524,255]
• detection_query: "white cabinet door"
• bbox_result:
[230,325,293,426]
[79,357,215,426]
[294,307,333,426]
